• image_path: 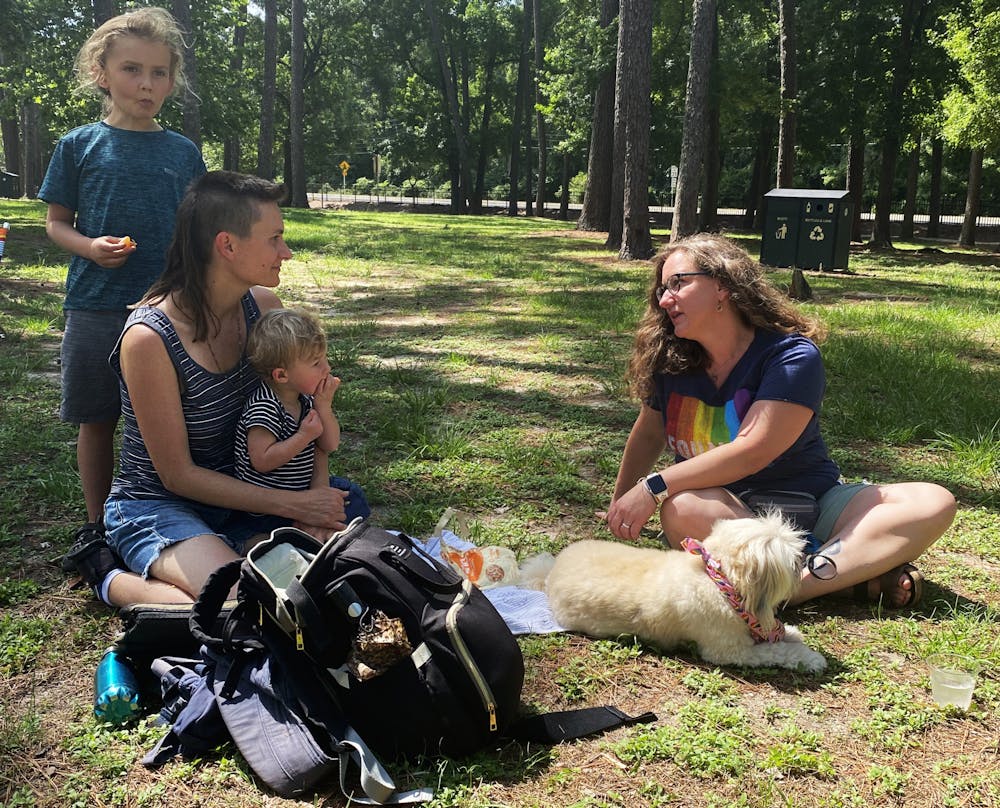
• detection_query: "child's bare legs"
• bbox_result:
[77,419,118,522]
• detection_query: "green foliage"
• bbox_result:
[614,700,754,779]
[0,615,50,676]
[1,205,999,807]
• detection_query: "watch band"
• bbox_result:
[639,473,670,505]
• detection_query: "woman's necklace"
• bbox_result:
[707,330,754,386]
[205,307,245,377]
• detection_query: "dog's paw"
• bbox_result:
[782,624,805,643]
[796,647,827,673]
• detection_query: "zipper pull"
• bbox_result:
[296,624,304,651]
[258,603,263,625]
[488,702,497,732]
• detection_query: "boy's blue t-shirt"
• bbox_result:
[649,329,841,497]
[39,122,206,311]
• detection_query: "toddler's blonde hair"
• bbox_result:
[248,309,328,380]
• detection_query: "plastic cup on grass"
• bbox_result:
[927,653,978,710]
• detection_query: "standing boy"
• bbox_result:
[38,7,206,567]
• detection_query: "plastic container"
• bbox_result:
[434,506,520,589]
[93,648,141,725]
[256,542,311,591]
[440,541,520,589]
[928,653,977,710]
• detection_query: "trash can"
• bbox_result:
[0,171,20,198]
[760,189,852,270]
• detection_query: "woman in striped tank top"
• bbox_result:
[84,172,357,607]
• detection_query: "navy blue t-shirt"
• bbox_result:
[39,122,206,311]
[649,329,841,497]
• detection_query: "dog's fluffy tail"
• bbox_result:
[518,552,556,591]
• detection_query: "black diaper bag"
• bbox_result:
[144,519,655,801]
[232,518,525,759]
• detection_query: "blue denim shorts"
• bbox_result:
[104,476,371,577]
[104,497,284,577]
[60,309,130,423]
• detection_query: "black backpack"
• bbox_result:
[144,519,655,801]
[233,518,525,759]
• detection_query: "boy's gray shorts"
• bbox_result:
[60,309,130,424]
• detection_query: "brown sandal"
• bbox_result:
[852,563,924,609]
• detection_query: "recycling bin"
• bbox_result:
[0,171,19,198]
[760,189,852,270]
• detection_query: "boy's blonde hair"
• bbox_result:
[75,7,187,107]
[247,309,328,380]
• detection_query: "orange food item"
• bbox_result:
[120,236,134,249]
[441,546,484,581]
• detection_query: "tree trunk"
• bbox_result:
[223,5,248,173]
[507,2,530,216]
[871,0,927,248]
[523,34,534,216]
[288,0,308,207]
[578,0,618,232]
[776,0,797,188]
[926,136,943,238]
[171,0,201,148]
[959,148,983,247]
[672,0,717,241]
[698,12,721,233]
[742,120,773,231]
[0,48,22,185]
[22,100,43,198]
[425,0,472,213]
[606,0,628,250]
[471,42,497,214]
[900,132,920,240]
[618,0,654,260]
[93,0,115,27]
[256,0,278,180]
[559,152,570,221]
[533,0,547,216]
[847,132,865,242]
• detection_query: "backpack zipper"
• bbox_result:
[446,579,498,732]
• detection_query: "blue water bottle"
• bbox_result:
[93,648,141,725]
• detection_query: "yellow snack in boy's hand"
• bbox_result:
[120,236,134,249]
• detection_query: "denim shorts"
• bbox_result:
[104,496,281,577]
[249,476,371,534]
[104,476,371,577]
[60,309,130,423]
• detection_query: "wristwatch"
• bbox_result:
[639,472,670,505]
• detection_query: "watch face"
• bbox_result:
[646,474,668,495]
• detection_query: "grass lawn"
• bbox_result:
[1,199,998,807]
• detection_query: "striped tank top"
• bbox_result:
[109,293,261,501]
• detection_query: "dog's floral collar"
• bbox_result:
[681,537,785,644]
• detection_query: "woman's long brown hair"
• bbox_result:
[626,234,826,401]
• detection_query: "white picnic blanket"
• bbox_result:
[416,530,564,636]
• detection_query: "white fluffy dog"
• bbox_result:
[520,511,826,672]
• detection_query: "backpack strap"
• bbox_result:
[506,706,657,744]
[189,558,265,654]
[337,726,434,805]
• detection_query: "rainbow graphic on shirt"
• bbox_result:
[664,390,750,459]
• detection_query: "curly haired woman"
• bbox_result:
[601,234,955,607]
